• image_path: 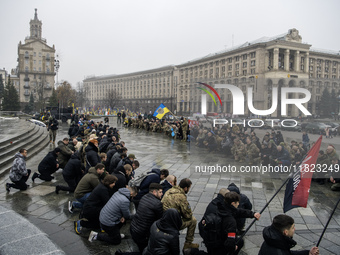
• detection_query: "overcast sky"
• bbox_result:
[1,0,339,88]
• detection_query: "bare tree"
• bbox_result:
[56,81,76,108]
[75,81,89,108]
[103,89,121,109]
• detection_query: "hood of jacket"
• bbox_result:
[118,187,131,199]
[167,185,185,196]
[150,168,161,176]
[70,153,80,160]
[88,167,99,176]
[262,225,297,251]
[227,183,240,194]
[57,141,65,147]
[15,152,25,160]
[85,142,98,153]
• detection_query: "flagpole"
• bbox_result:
[236,175,292,244]
[237,136,322,244]
[316,197,340,247]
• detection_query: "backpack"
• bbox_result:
[128,172,157,190]
[198,212,223,247]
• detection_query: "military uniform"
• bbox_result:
[232,141,246,162]
[182,119,188,141]
[162,186,197,244]
[246,142,260,165]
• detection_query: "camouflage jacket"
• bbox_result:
[161,186,192,219]
[246,143,259,156]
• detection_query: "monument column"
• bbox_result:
[304,52,309,73]
[284,49,290,71]
[273,48,279,70]
[294,51,300,72]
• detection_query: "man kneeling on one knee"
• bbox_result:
[161,178,199,250]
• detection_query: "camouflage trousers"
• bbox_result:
[180,216,197,243]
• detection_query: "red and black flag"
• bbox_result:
[283,135,322,213]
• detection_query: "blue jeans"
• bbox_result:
[73,192,91,208]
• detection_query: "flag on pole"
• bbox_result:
[283,135,323,213]
[153,103,170,119]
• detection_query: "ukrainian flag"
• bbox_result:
[153,104,170,119]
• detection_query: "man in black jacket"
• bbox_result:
[203,188,229,218]
[74,174,117,234]
[227,183,252,233]
[32,148,60,182]
[259,214,319,255]
[130,183,163,252]
[55,152,84,194]
[207,192,260,255]
[48,116,58,144]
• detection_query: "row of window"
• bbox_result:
[24,51,50,59]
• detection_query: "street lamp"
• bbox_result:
[54,56,60,88]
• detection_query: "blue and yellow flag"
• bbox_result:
[153,103,170,119]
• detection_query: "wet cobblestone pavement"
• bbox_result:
[1,118,340,255]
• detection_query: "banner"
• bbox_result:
[283,135,322,212]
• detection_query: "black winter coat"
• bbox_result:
[82,182,114,218]
[135,168,161,200]
[38,151,59,175]
[85,142,100,171]
[130,193,163,236]
[112,171,129,193]
[218,204,254,252]
[48,118,58,130]
[203,193,225,218]
[259,225,309,255]
[161,180,173,198]
[62,153,83,178]
[143,209,181,255]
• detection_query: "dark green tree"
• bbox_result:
[49,87,58,107]
[320,88,332,116]
[2,76,20,111]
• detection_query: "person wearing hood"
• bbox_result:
[209,192,260,255]
[68,163,106,213]
[88,186,137,244]
[6,149,31,192]
[57,138,73,169]
[227,183,252,233]
[32,148,60,182]
[85,138,101,173]
[259,214,319,255]
[55,152,84,194]
[142,208,182,255]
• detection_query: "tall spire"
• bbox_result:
[34,8,38,20]
[30,8,42,40]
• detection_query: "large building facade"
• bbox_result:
[13,9,56,109]
[84,28,340,117]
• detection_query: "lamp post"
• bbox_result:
[54,56,60,88]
